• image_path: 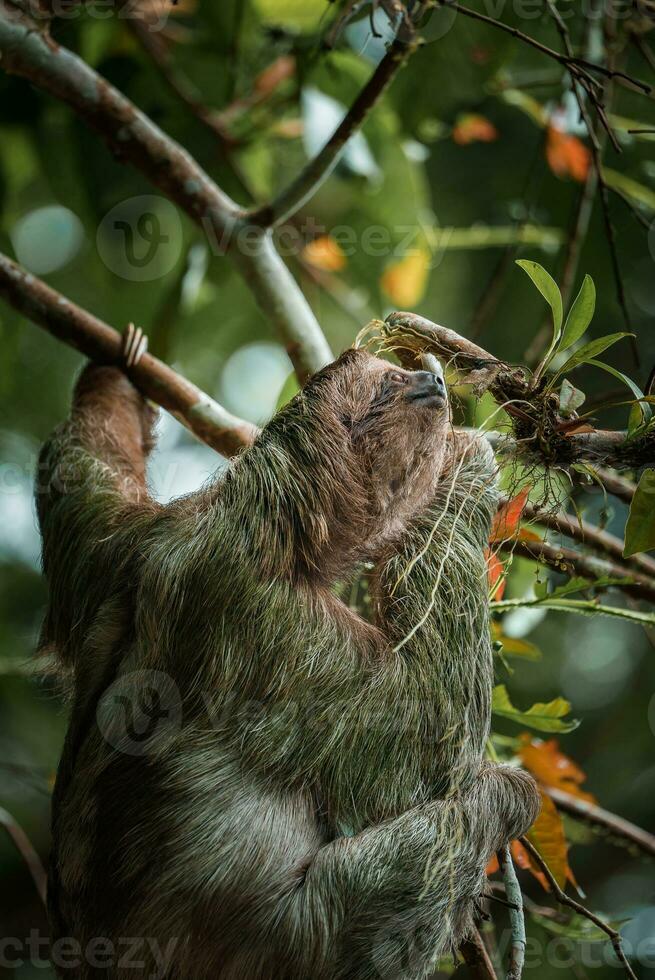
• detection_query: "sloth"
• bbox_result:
[37,343,539,980]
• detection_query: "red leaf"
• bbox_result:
[490,487,531,543]
[486,548,506,599]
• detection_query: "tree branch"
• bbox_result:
[499,538,655,604]
[519,836,638,980]
[545,787,655,859]
[0,0,332,383]
[382,312,655,471]
[0,252,258,457]
[442,1,651,94]
[460,928,499,980]
[518,501,655,578]
[497,845,525,980]
[245,30,420,227]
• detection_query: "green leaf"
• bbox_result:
[493,596,655,625]
[624,469,655,557]
[554,333,633,378]
[587,358,651,424]
[559,378,586,416]
[516,259,563,339]
[529,911,623,943]
[559,275,595,352]
[492,684,579,733]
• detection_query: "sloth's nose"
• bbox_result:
[406,370,447,404]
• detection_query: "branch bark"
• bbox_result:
[460,928,499,980]
[499,538,655,604]
[546,787,655,859]
[383,312,655,471]
[518,501,655,577]
[0,253,258,456]
[246,32,419,227]
[0,0,332,383]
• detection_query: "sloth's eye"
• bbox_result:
[389,372,406,385]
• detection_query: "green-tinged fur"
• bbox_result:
[38,350,539,979]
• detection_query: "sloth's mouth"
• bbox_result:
[405,390,448,409]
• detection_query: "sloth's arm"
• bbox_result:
[36,365,158,666]
[205,761,538,979]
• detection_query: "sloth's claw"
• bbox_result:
[122,322,148,368]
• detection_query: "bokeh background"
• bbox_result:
[0,0,654,977]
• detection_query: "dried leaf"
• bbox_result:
[518,734,596,803]
[490,487,531,543]
[254,55,296,95]
[527,791,577,891]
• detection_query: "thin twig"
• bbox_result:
[516,499,655,577]
[499,537,655,603]
[0,252,258,457]
[246,29,420,226]
[460,927,500,980]
[545,787,655,858]
[519,836,638,980]
[0,807,47,904]
[441,1,651,93]
[497,845,526,980]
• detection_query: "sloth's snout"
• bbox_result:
[405,370,447,407]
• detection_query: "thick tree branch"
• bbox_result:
[546,787,655,859]
[0,0,332,383]
[519,836,638,980]
[0,253,258,456]
[382,312,655,471]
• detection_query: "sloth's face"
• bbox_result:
[334,350,450,443]
[316,349,453,527]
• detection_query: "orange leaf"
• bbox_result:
[302,235,347,272]
[518,734,596,803]
[380,248,430,307]
[254,55,296,96]
[546,125,591,183]
[516,527,542,543]
[487,795,576,892]
[453,113,499,145]
[490,487,531,543]
[527,790,577,891]
[486,548,506,600]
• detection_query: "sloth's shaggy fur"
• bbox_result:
[38,349,539,980]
